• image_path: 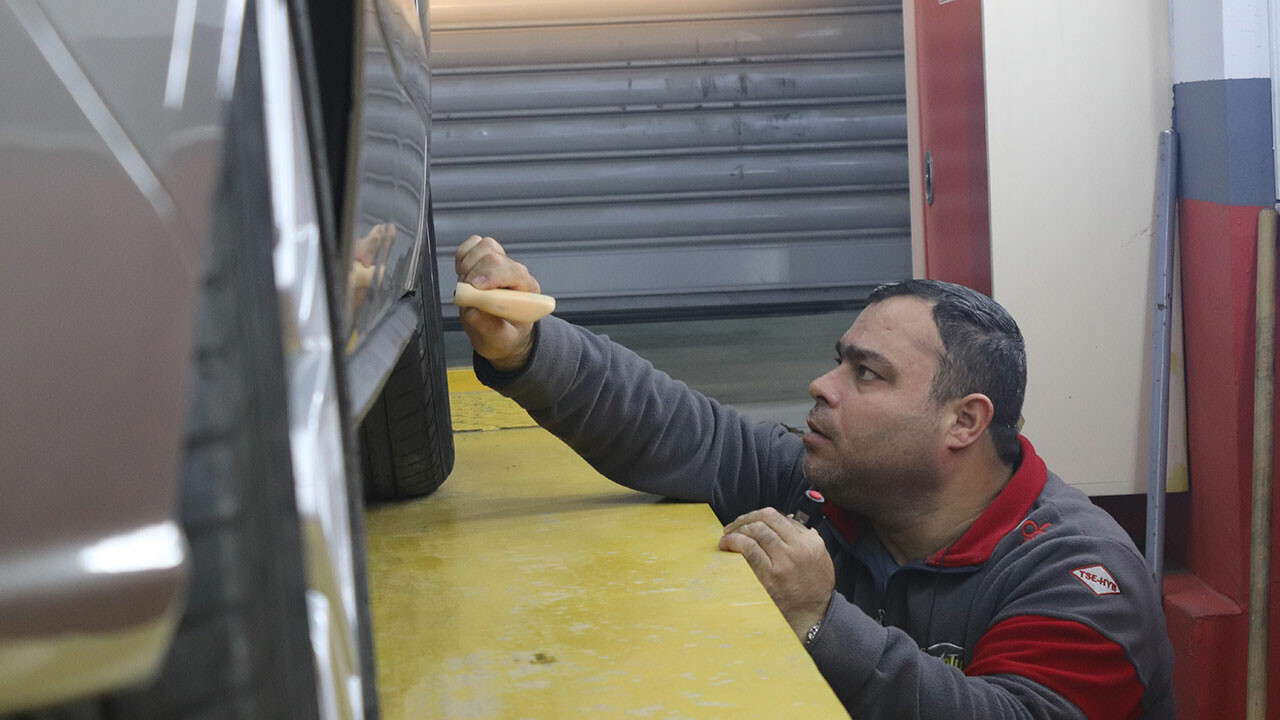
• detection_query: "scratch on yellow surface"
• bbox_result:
[365,425,845,718]
[447,368,537,432]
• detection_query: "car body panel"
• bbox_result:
[341,0,431,357]
[0,0,433,712]
[0,0,216,710]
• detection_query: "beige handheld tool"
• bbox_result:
[454,281,556,323]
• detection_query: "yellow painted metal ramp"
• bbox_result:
[365,370,846,718]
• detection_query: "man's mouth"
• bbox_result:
[805,415,829,442]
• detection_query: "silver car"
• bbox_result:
[0,0,451,717]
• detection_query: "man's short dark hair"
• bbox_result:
[867,279,1026,466]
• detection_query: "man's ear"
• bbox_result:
[944,393,995,450]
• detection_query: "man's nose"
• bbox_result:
[809,368,836,405]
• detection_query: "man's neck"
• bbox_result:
[874,459,1014,566]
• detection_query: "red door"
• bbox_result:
[914,0,991,295]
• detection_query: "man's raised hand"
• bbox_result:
[455,235,541,372]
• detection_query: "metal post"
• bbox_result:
[1145,129,1178,585]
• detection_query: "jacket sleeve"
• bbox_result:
[962,535,1174,719]
[474,316,809,523]
[807,594,1088,719]
[807,535,1170,719]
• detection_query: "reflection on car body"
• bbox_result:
[342,0,430,352]
[0,0,448,716]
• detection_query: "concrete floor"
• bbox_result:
[444,310,861,429]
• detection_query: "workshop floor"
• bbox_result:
[365,312,860,718]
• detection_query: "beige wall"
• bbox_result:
[981,0,1187,495]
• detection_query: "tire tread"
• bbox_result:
[358,221,454,502]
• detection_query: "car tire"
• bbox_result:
[358,206,455,502]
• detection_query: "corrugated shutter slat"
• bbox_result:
[431,2,910,319]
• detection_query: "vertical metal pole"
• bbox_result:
[1145,130,1178,585]
[1246,208,1277,720]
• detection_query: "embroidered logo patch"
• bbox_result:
[925,642,966,669]
[1020,519,1051,542]
[1072,564,1121,595]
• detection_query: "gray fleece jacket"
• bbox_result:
[476,316,1177,719]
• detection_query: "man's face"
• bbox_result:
[803,296,949,519]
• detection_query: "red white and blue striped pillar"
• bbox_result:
[1165,1,1278,717]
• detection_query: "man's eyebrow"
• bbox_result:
[835,342,896,374]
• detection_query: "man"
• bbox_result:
[455,235,1176,718]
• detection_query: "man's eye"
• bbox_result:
[833,356,843,367]
[856,365,879,381]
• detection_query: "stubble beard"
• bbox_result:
[803,435,943,526]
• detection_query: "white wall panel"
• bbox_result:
[1224,0,1271,79]
[1171,0,1272,83]
[984,0,1188,496]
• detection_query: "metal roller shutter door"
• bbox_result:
[430,0,910,320]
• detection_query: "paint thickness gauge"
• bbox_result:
[454,282,556,323]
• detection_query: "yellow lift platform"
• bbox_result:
[365,369,846,718]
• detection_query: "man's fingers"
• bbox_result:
[459,306,505,336]
[723,507,805,542]
[454,236,542,293]
[455,236,497,279]
[728,519,791,559]
[454,235,482,273]
[722,508,767,534]
[455,235,492,269]
[718,532,773,574]
[463,256,541,293]
[455,235,504,278]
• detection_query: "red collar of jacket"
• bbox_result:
[820,435,1048,568]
